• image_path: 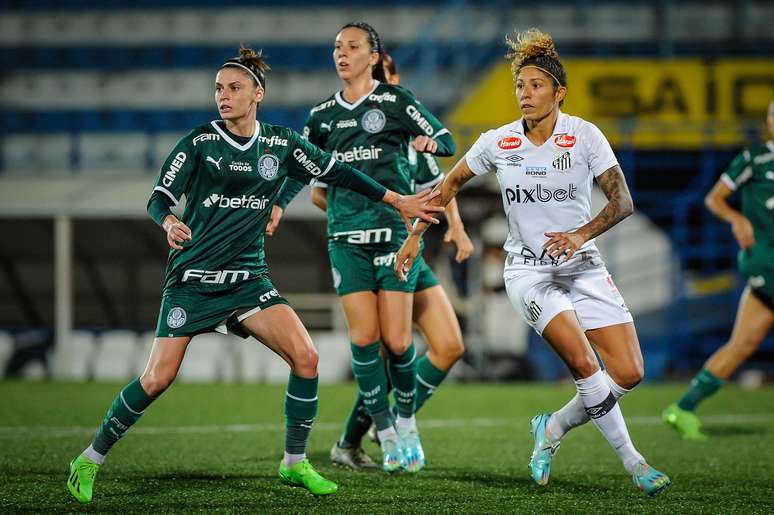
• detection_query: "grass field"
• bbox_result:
[2,381,773,514]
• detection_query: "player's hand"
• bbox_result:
[731,215,755,249]
[395,235,422,282]
[412,135,438,154]
[386,189,444,231]
[444,224,474,263]
[265,205,283,236]
[543,231,587,261]
[163,215,191,250]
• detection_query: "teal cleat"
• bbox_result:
[380,434,406,473]
[67,454,100,504]
[529,413,560,486]
[632,462,672,497]
[397,423,425,473]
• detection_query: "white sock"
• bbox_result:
[377,425,398,443]
[283,452,305,467]
[575,369,644,473]
[546,372,632,442]
[83,444,105,465]
[396,415,416,430]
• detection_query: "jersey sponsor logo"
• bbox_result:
[497,136,522,150]
[229,161,253,172]
[258,153,280,180]
[504,153,524,166]
[336,119,357,129]
[332,145,383,163]
[193,133,221,146]
[332,227,392,244]
[259,288,280,303]
[405,105,434,136]
[292,148,324,176]
[525,166,547,177]
[514,245,559,267]
[766,171,774,180]
[202,193,270,210]
[554,134,576,148]
[166,307,187,329]
[368,92,397,103]
[311,99,335,114]
[162,152,187,187]
[206,155,222,170]
[504,184,578,205]
[258,135,289,147]
[373,252,396,267]
[553,151,572,171]
[754,153,774,165]
[362,108,386,134]
[182,269,250,284]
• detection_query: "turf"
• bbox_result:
[1,381,773,514]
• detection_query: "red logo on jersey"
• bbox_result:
[554,135,576,148]
[497,136,522,150]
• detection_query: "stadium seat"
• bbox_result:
[311,331,351,384]
[2,134,73,174]
[93,330,141,381]
[79,133,150,173]
[49,330,97,381]
[177,333,229,383]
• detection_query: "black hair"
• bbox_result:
[340,21,387,83]
[506,28,567,105]
[221,45,270,91]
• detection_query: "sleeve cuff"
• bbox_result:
[153,186,179,206]
[720,173,737,191]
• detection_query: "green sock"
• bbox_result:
[387,343,417,419]
[351,341,392,430]
[92,377,154,455]
[285,373,318,455]
[677,368,725,411]
[414,355,449,412]
[340,393,372,447]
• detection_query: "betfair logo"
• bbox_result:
[202,193,269,210]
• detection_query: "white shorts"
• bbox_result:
[504,261,633,335]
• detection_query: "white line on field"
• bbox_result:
[0,413,772,439]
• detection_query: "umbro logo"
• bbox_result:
[206,156,223,170]
[504,154,523,167]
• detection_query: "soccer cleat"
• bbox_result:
[529,413,561,486]
[397,423,425,473]
[330,441,378,470]
[67,454,100,504]
[380,433,406,473]
[631,462,672,497]
[662,403,707,441]
[367,424,380,446]
[278,458,338,496]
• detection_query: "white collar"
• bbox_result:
[334,80,380,111]
[510,110,568,135]
[211,119,260,151]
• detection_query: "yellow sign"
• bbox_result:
[449,59,773,150]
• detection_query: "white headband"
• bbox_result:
[519,64,562,87]
[222,62,264,90]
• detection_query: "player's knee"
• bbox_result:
[567,354,599,379]
[436,338,465,366]
[292,345,319,376]
[383,336,412,356]
[349,330,381,346]
[731,332,765,357]
[614,367,644,390]
[140,369,176,397]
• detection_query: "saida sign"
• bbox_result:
[450,59,773,149]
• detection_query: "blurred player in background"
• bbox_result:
[273,22,456,474]
[65,46,441,503]
[394,28,671,496]
[663,100,774,440]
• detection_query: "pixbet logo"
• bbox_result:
[504,184,578,205]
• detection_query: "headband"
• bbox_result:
[519,64,562,87]
[221,60,265,90]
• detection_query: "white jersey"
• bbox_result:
[465,111,618,271]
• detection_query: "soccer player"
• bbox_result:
[663,100,774,440]
[394,29,671,496]
[273,22,456,474]
[65,46,442,503]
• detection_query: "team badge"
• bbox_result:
[552,151,572,171]
[167,307,187,329]
[331,267,342,289]
[258,153,280,180]
[361,109,386,134]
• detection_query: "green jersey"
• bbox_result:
[409,146,444,192]
[303,81,455,246]
[721,141,774,251]
[150,120,385,293]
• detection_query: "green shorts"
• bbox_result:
[155,275,289,338]
[328,241,423,296]
[739,247,774,303]
[415,258,440,292]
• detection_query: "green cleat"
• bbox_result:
[278,458,338,496]
[662,403,707,440]
[631,462,672,497]
[67,454,100,504]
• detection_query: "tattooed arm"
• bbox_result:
[543,165,633,259]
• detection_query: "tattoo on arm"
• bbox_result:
[578,165,633,240]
